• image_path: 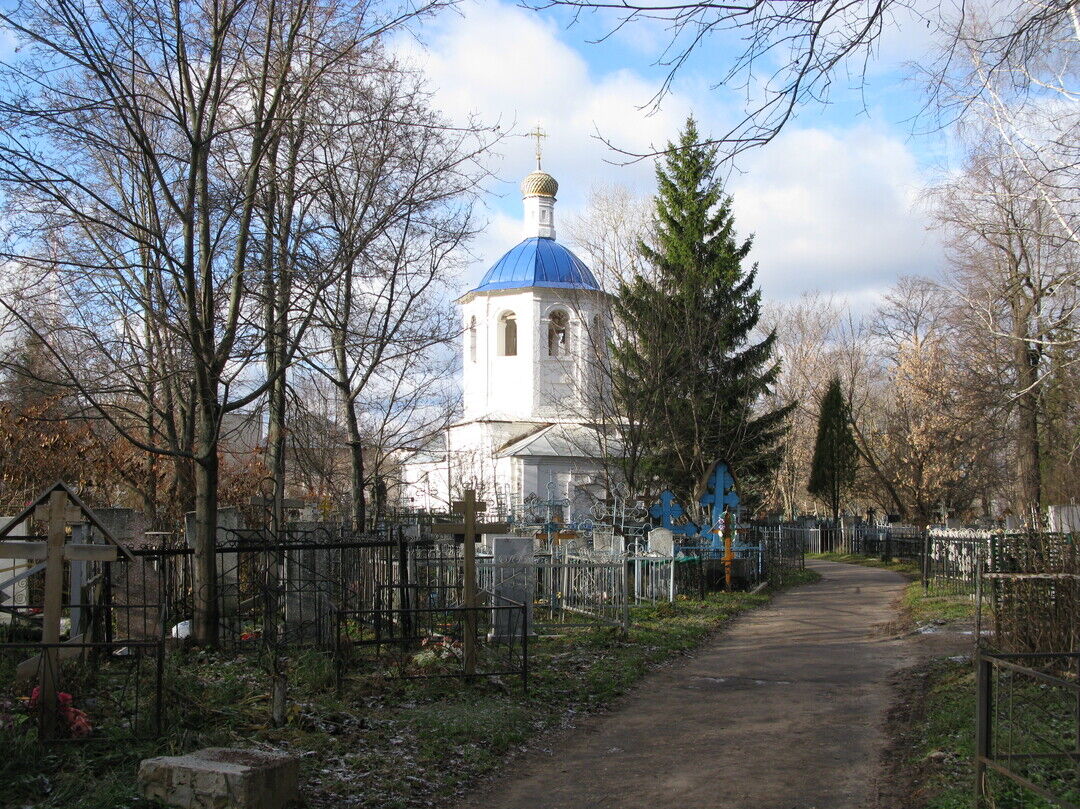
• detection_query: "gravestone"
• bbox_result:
[1048,505,1080,534]
[488,535,534,640]
[592,524,618,555]
[0,517,30,626]
[649,527,675,557]
[138,747,298,809]
[284,522,334,645]
[184,508,243,641]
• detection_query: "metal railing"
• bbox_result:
[334,596,528,690]
[976,650,1080,808]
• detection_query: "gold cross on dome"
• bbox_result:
[529,124,547,170]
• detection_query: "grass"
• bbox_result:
[0,568,820,808]
[903,657,1079,809]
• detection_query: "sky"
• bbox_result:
[394,0,956,310]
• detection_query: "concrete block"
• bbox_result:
[138,747,298,809]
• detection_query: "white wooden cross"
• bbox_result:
[0,483,128,737]
[431,490,510,675]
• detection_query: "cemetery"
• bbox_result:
[1,0,1079,805]
[0,472,809,807]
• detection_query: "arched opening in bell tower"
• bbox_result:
[548,310,569,356]
[498,311,517,356]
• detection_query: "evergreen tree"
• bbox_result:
[808,376,858,523]
[611,117,792,505]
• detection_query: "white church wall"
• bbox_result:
[461,288,539,421]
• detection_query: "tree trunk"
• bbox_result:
[345,396,366,531]
[192,405,220,646]
[1014,336,1042,523]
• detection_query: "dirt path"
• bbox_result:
[454,560,954,809]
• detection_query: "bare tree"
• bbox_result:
[527,0,914,158]
[930,133,1080,520]
[0,0,452,644]
[300,61,494,528]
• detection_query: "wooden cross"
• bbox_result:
[0,484,126,738]
[430,490,509,675]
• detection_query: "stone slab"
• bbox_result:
[138,747,298,809]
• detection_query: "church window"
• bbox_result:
[499,312,517,356]
[548,310,568,356]
[469,316,477,363]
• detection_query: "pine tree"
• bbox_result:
[612,116,793,505]
[808,376,858,523]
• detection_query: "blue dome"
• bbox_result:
[471,238,601,293]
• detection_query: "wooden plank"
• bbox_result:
[462,490,478,677]
[0,541,47,560]
[40,490,67,739]
[63,544,119,562]
[33,504,82,524]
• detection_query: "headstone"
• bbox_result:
[284,522,333,645]
[649,527,675,557]
[592,524,618,555]
[184,509,243,641]
[0,517,30,626]
[488,535,534,640]
[1048,505,1080,534]
[138,747,298,809]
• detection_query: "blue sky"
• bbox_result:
[0,0,953,312]
[396,0,955,309]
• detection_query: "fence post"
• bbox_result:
[665,553,673,604]
[922,530,931,593]
[975,651,993,804]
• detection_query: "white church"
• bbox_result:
[399,159,618,518]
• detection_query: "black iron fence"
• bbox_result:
[333,597,528,690]
[129,526,400,650]
[976,650,1080,808]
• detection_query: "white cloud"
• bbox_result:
[731,125,943,305]
[398,0,942,306]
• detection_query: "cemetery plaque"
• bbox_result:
[649,528,675,557]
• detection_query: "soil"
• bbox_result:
[452,560,970,809]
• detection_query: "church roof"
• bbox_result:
[471,237,601,293]
[496,422,619,459]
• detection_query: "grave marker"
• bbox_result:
[0,482,131,737]
[430,490,509,675]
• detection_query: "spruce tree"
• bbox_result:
[808,376,859,523]
[612,117,792,505]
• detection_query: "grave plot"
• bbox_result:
[130,520,398,651]
[333,491,529,689]
[0,482,162,743]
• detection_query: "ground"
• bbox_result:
[452,560,970,809]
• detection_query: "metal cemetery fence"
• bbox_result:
[132,525,398,650]
[790,522,991,596]
[333,596,528,690]
[986,532,1080,654]
[976,651,1080,808]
